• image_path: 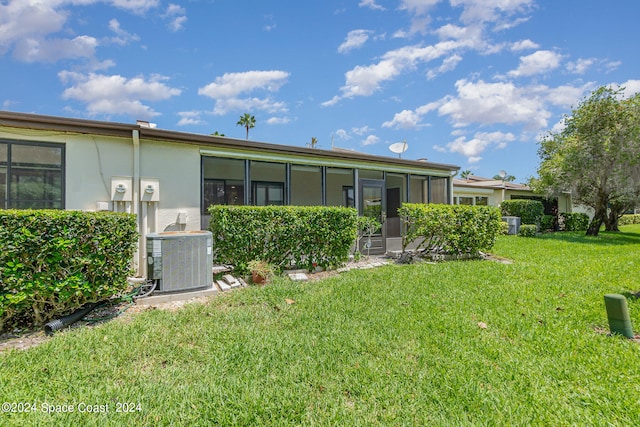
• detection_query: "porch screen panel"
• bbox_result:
[326,167,354,207]
[386,173,406,238]
[9,143,63,209]
[250,161,285,205]
[291,165,321,205]
[202,157,245,211]
[430,176,448,204]
[409,175,428,203]
[0,143,6,208]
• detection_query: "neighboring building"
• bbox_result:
[0,111,459,272]
[453,175,572,214]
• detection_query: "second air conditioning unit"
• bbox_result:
[146,230,213,293]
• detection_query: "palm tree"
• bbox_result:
[307,137,318,148]
[493,173,516,182]
[237,113,256,140]
[460,170,472,179]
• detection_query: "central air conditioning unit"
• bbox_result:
[502,216,521,235]
[146,231,213,293]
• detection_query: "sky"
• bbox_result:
[2,0,640,182]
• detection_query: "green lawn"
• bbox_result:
[1,226,640,426]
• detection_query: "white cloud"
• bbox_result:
[13,35,98,63]
[338,30,373,54]
[435,131,515,163]
[382,101,439,129]
[324,43,457,105]
[177,111,204,126]
[438,79,552,130]
[359,0,385,11]
[352,125,373,136]
[59,72,181,118]
[163,4,187,32]
[198,70,290,116]
[382,109,422,129]
[108,19,140,45]
[507,50,563,77]
[0,0,161,63]
[399,0,440,16]
[619,80,640,98]
[335,129,351,140]
[450,0,534,24]
[199,70,289,98]
[266,116,290,125]
[510,39,539,51]
[362,135,380,146]
[426,54,462,79]
[108,0,160,14]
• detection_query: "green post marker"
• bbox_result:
[604,294,634,338]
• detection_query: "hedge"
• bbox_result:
[619,214,640,225]
[500,199,544,225]
[208,205,358,273]
[0,210,138,332]
[398,204,502,258]
[559,212,589,231]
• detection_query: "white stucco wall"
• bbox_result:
[139,139,201,232]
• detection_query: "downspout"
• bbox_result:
[132,130,142,276]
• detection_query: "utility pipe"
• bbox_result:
[132,130,143,275]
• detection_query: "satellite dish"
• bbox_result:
[389,140,408,158]
[498,170,507,179]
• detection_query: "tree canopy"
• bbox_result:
[532,86,640,236]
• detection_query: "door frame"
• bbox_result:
[358,178,386,254]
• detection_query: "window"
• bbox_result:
[253,181,284,205]
[250,161,285,205]
[1,141,64,209]
[458,196,473,205]
[342,186,354,207]
[202,157,245,212]
[203,179,244,213]
[475,196,488,206]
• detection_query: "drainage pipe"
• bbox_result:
[44,302,103,335]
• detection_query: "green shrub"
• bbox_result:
[501,199,544,225]
[619,214,640,225]
[208,205,358,273]
[0,210,137,331]
[499,221,510,235]
[540,214,557,231]
[518,224,538,237]
[559,212,590,231]
[398,204,501,258]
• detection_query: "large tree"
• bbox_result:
[533,86,640,236]
[236,113,256,140]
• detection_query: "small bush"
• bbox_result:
[0,210,137,331]
[559,212,589,231]
[501,200,544,225]
[518,224,538,237]
[399,204,502,257]
[209,205,358,273]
